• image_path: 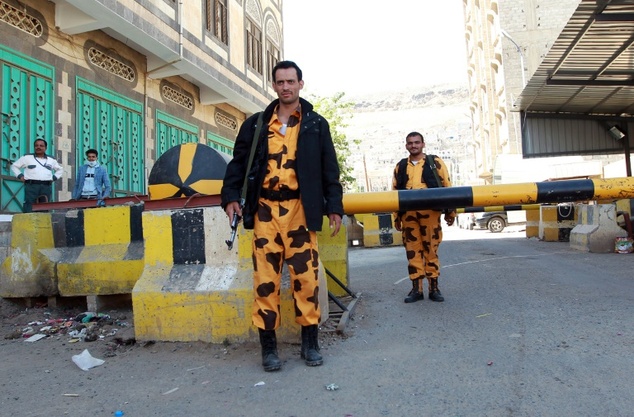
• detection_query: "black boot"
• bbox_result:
[301,325,323,366]
[258,329,282,371]
[429,278,444,302]
[404,278,424,303]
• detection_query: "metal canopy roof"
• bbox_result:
[516,0,634,117]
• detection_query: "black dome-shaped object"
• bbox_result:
[148,143,230,199]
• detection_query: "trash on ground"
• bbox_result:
[72,349,105,371]
[162,387,179,395]
[254,381,265,387]
[325,383,339,391]
[24,334,47,342]
[75,312,112,323]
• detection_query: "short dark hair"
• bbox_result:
[34,139,47,148]
[86,149,98,157]
[272,60,302,82]
[406,132,424,142]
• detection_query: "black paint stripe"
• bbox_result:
[51,212,67,248]
[130,204,144,242]
[536,180,594,203]
[65,210,85,247]
[171,209,206,265]
[399,186,474,212]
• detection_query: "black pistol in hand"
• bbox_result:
[225,212,241,250]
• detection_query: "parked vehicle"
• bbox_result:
[475,211,526,233]
[475,212,507,232]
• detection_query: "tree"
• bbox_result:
[310,92,359,191]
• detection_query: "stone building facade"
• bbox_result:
[0,0,282,212]
[463,0,580,183]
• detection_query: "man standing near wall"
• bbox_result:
[71,149,111,206]
[10,139,63,213]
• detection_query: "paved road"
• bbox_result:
[2,225,633,416]
[339,225,634,416]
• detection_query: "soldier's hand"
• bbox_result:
[328,213,342,237]
[225,201,242,226]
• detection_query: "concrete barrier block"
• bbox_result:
[570,204,628,253]
[54,206,145,296]
[539,205,577,242]
[318,216,350,297]
[526,209,540,238]
[133,206,328,343]
[0,213,57,297]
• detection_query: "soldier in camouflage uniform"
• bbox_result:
[393,131,455,303]
[222,61,343,371]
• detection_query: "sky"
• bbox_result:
[282,1,469,97]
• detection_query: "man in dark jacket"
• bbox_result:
[221,60,344,372]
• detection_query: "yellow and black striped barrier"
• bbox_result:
[456,204,541,214]
[343,177,634,214]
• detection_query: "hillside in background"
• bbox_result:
[343,84,474,191]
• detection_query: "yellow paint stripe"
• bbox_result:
[188,179,223,195]
[149,183,180,200]
[472,183,539,207]
[178,143,197,183]
[84,206,130,245]
[593,177,634,200]
[142,211,174,265]
[343,191,399,214]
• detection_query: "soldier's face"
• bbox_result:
[273,68,303,106]
[406,136,424,156]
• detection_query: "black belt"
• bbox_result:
[25,180,52,185]
[260,188,300,201]
[80,195,98,200]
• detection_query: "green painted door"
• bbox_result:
[155,110,198,159]
[206,131,234,157]
[76,78,144,196]
[1,45,55,213]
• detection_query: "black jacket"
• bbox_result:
[221,97,344,231]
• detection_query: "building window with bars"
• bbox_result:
[206,0,228,44]
[266,40,280,83]
[246,19,262,74]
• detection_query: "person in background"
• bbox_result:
[10,139,63,213]
[221,60,344,372]
[71,149,111,206]
[392,131,455,303]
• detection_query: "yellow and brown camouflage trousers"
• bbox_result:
[252,197,320,330]
[402,209,443,287]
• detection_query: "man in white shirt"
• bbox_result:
[10,139,63,213]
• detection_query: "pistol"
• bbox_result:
[225,211,242,250]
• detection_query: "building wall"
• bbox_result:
[498,0,580,153]
[463,0,580,183]
[0,0,281,212]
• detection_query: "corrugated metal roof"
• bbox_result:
[516,0,634,117]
